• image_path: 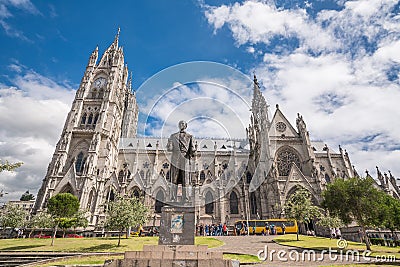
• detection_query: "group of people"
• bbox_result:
[330,227,342,239]
[196,223,228,236]
[234,222,286,235]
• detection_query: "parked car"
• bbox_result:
[33,234,52,238]
[65,234,83,238]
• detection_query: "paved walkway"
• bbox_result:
[210,236,385,266]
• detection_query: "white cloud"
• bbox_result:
[0,0,40,40]
[204,0,400,178]
[141,78,252,140]
[0,66,74,202]
[205,1,339,52]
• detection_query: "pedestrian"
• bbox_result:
[282,223,286,235]
[335,228,341,239]
[252,225,256,235]
[330,228,336,239]
[223,223,227,236]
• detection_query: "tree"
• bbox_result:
[20,190,35,201]
[284,188,321,241]
[0,160,23,172]
[71,210,88,233]
[58,218,75,237]
[0,205,28,231]
[105,197,149,246]
[47,193,80,246]
[317,210,344,238]
[380,194,400,243]
[322,177,386,250]
[27,212,54,238]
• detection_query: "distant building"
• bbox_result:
[7,200,35,220]
[33,31,359,228]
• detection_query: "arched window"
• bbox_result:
[75,152,85,173]
[93,113,99,125]
[166,170,170,182]
[132,188,140,199]
[98,89,104,99]
[60,184,74,195]
[325,173,331,183]
[91,89,97,99]
[81,113,87,125]
[250,192,257,215]
[205,191,214,215]
[87,189,95,213]
[200,171,206,183]
[246,171,252,184]
[107,189,115,202]
[87,113,93,125]
[276,148,301,176]
[118,170,124,184]
[155,190,165,213]
[230,191,239,214]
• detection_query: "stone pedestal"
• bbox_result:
[158,205,195,245]
[104,245,239,267]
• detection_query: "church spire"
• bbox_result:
[128,71,133,92]
[113,27,120,48]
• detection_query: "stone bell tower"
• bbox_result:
[33,29,138,225]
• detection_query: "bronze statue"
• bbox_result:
[167,120,195,202]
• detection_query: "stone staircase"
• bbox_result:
[0,252,80,266]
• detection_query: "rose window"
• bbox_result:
[276,148,301,176]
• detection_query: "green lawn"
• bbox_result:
[274,234,400,259]
[223,253,261,263]
[0,236,223,252]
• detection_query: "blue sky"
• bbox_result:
[0,0,400,201]
[0,0,257,89]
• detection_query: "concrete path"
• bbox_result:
[209,235,391,266]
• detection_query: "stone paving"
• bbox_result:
[210,236,385,267]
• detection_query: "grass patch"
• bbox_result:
[0,236,223,252]
[0,237,158,252]
[223,253,261,263]
[195,237,224,248]
[275,234,400,259]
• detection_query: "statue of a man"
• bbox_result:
[167,120,195,202]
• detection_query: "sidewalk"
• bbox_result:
[210,235,375,266]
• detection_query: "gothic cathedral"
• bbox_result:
[34,32,358,228]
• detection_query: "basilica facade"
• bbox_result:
[33,32,358,228]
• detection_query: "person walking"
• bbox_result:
[223,223,228,236]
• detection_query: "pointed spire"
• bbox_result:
[88,45,99,66]
[113,27,121,48]
[128,71,133,91]
[253,71,258,85]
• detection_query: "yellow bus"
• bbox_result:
[234,219,298,235]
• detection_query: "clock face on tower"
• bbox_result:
[93,77,107,88]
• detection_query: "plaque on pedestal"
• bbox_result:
[158,205,195,245]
